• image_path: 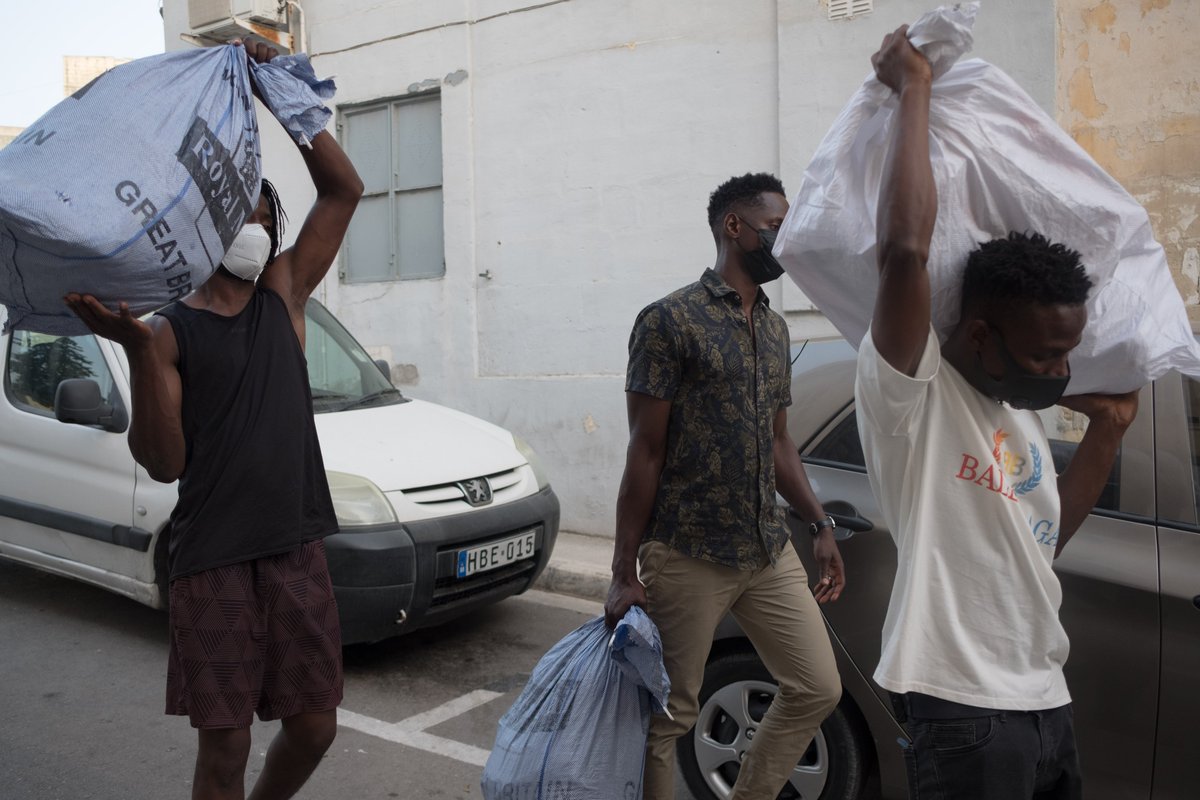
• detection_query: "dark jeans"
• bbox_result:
[893,693,1082,800]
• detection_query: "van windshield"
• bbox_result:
[304,299,406,414]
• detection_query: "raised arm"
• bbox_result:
[1054,391,1139,557]
[260,131,363,307]
[603,391,671,628]
[242,42,364,323]
[65,295,186,482]
[871,26,937,376]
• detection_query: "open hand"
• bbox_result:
[64,294,153,350]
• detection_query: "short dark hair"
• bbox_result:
[961,231,1092,316]
[260,178,288,264]
[706,172,786,229]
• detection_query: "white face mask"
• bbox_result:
[222,223,272,281]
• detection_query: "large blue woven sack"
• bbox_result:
[0,45,333,335]
[481,607,670,800]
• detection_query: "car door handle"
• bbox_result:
[825,500,874,535]
[788,500,875,539]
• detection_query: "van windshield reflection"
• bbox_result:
[304,299,407,414]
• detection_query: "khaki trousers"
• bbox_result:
[639,541,841,800]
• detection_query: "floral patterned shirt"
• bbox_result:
[626,268,792,570]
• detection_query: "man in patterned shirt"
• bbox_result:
[604,173,846,800]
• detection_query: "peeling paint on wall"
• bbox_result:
[1182,247,1200,304]
[1067,66,1109,119]
[392,364,420,385]
[1058,0,1200,326]
[1081,1,1118,32]
[407,78,440,93]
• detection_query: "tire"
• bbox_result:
[678,649,867,800]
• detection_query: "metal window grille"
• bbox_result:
[828,0,873,21]
[340,93,445,283]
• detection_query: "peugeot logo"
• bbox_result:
[457,477,494,507]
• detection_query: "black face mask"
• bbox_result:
[972,327,1071,411]
[734,218,785,284]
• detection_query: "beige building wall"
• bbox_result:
[0,126,24,150]
[63,56,130,97]
[1057,0,1200,326]
[1,57,129,150]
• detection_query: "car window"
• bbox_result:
[4,330,116,417]
[305,316,370,400]
[303,299,401,413]
[806,407,1121,513]
[807,412,866,470]
[1033,407,1120,513]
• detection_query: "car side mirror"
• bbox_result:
[374,358,391,378]
[54,378,129,434]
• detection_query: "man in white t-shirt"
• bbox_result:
[856,27,1140,800]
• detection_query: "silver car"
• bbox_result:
[678,340,1200,800]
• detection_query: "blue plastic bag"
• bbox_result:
[481,607,670,800]
[0,45,334,335]
[250,53,336,147]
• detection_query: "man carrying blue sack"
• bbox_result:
[857,26,1139,799]
[66,41,363,800]
[605,172,846,800]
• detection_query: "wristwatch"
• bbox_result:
[809,514,837,537]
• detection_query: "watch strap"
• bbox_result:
[809,515,836,536]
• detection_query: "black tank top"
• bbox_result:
[156,286,338,579]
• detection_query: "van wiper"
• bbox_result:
[339,387,403,411]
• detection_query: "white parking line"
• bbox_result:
[393,689,503,731]
[338,689,503,767]
[337,594,603,767]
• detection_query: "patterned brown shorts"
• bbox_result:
[165,539,344,729]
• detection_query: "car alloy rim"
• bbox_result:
[692,678,829,799]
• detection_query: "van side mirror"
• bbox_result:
[374,358,391,378]
[54,379,129,434]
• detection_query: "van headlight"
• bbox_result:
[513,435,551,490]
[326,471,397,527]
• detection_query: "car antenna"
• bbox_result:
[791,339,808,366]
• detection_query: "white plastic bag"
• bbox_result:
[775,3,1200,394]
[0,46,334,335]
[481,608,670,800]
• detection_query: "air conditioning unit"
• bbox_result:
[185,0,293,52]
[190,0,286,30]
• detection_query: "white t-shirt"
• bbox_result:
[855,326,1071,710]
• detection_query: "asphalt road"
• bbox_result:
[0,559,697,800]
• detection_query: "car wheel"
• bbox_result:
[678,650,867,800]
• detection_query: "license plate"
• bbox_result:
[456,530,537,578]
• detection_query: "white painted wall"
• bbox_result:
[162,0,1055,537]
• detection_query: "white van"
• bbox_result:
[0,299,560,643]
